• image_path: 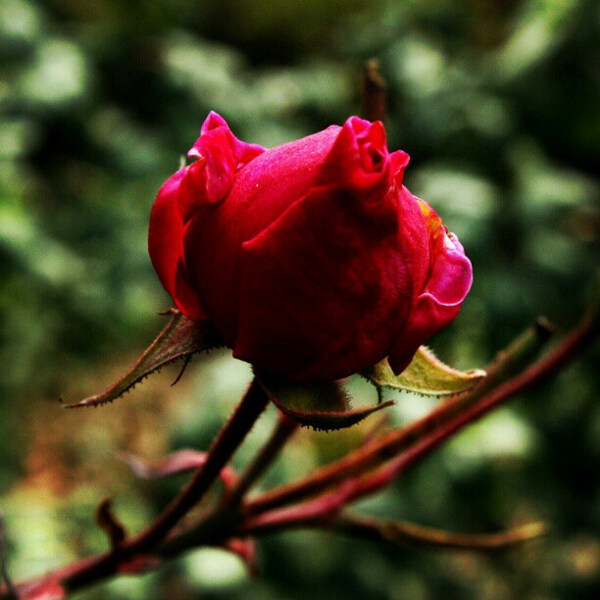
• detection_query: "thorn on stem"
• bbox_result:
[171,356,192,387]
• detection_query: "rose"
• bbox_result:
[148,112,472,382]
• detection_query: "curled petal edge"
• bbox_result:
[149,112,264,320]
[389,220,473,375]
[178,112,265,222]
[321,116,400,196]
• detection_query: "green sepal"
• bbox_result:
[257,374,394,431]
[362,346,486,397]
[64,309,222,408]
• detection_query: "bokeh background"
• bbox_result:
[1,0,599,598]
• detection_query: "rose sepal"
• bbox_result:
[64,310,221,408]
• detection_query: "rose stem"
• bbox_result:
[31,377,270,596]
[244,318,553,516]
[130,378,269,547]
[224,413,299,508]
[241,301,599,533]
[160,313,580,555]
[111,312,576,556]
[3,297,597,597]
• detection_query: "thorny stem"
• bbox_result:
[225,413,299,508]
[243,304,599,531]
[11,378,269,597]
[1,298,597,598]
[127,378,268,551]
[244,318,554,516]
[140,303,598,560]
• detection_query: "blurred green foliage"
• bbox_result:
[1,0,599,598]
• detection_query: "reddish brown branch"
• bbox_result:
[244,319,553,516]
[244,307,598,530]
[333,515,547,551]
[240,508,547,551]
[127,378,268,551]
[147,306,597,560]
[225,413,299,507]
[10,378,269,598]
[2,299,597,598]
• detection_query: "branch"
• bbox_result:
[2,290,597,598]
[127,377,268,551]
[224,413,299,507]
[4,378,269,598]
[239,507,547,551]
[333,515,548,551]
[246,299,598,526]
[245,318,554,516]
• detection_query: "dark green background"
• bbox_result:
[1,1,599,598]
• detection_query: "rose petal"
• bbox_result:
[198,111,265,165]
[389,200,473,374]
[149,114,265,320]
[389,149,410,188]
[173,259,207,321]
[234,185,415,381]
[179,112,265,222]
[320,116,390,195]
[148,170,206,321]
[183,126,343,343]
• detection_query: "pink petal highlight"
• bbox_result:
[389,204,472,375]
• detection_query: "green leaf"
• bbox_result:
[362,346,486,397]
[257,375,394,431]
[64,309,222,408]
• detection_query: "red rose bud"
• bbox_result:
[148,113,472,382]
